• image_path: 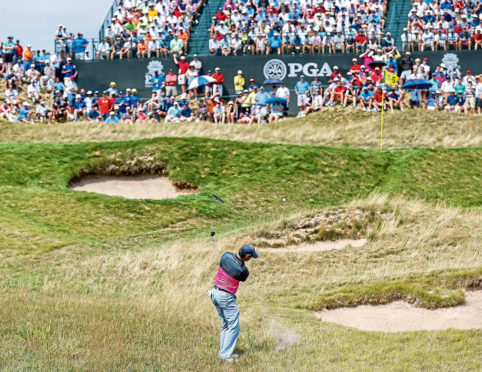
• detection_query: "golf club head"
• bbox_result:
[210,231,216,237]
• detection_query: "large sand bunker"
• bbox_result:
[316,291,482,332]
[260,239,366,253]
[70,175,197,200]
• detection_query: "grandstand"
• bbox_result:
[90,0,480,58]
[2,0,481,124]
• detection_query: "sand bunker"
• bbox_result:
[316,291,482,332]
[69,175,197,200]
[260,239,366,253]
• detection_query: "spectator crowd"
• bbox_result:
[209,0,388,55]
[292,47,482,116]
[88,0,204,60]
[1,32,482,125]
[401,0,482,52]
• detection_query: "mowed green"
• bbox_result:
[0,133,481,371]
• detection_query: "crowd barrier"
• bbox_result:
[77,50,482,114]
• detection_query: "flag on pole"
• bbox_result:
[384,70,399,88]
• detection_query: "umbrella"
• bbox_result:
[266,97,287,105]
[263,78,283,85]
[187,75,217,90]
[402,79,432,90]
[368,60,386,70]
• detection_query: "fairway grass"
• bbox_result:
[0,129,481,370]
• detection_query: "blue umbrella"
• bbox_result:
[187,75,217,90]
[402,79,432,90]
[266,97,287,105]
[263,78,283,85]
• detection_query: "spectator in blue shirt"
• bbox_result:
[92,91,100,106]
[295,75,310,107]
[61,58,77,82]
[180,105,194,121]
[17,102,33,123]
[73,33,88,60]
[73,94,86,121]
[160,97,173,118]
[87,106,100,122]
[267,33,282,54]
[291,34,302,53]
[360,87,374,112]
[53,77,64,93]
[104,111,121,123]
[65,33,74,56]
[115,92,129,114]
[255,86,270,106]
[444,90,458,111]
[32,51,42,69]
[129,88,140,108]
[149,71,165,95]
[455,92,466,112]
[166,103,182,122]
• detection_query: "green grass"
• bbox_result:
[0,138,480,254]
[0,134,481,371]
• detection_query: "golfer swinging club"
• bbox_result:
[209,244,259,362]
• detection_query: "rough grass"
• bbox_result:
[1,109,481,150]
[1,195,481,371]
[0,129,481,370]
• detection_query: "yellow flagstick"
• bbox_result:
[380,68,385,151]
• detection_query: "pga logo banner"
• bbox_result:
[145,60,164,87]
[263,59,332,79]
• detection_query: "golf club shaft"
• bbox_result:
[210,236,221,256]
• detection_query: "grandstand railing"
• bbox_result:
[98,0,121,41]
[54,38,100,61]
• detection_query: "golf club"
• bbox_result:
[166,194,225,203]
[210,231,221,256]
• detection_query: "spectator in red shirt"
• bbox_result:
[454,1,465,10]
[174,54,189,95]
[328,78,347,107]
[97,91,113,121]
[14,40,23,64]
[371,67,383,84]
[350,58,361,72]
[212,67,225,96]
[475,30,482,50]
[165,69,178,97]
[329,66,342,83]
[355,31,367,52]
[215,8,228,21]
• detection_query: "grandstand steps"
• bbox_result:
[385,0,412,50]
[189,0,226,56]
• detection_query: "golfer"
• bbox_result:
[210,244,259,362]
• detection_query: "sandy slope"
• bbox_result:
[70,175,196,199]
[260,239,367,253]
[316,291,482,332]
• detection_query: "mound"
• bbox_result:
[316,291,482,332]
[254,207,393,248]
[260,239,366,253]
[69,175,197,200]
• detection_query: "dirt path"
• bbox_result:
[70,175,196,200]
[316,291,482,332]
[260,239,366,253]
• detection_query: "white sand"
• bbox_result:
[70,175,197,200]
[316,291,482,332]
[260,239,366,253]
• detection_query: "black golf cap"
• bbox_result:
[239,244,259,258]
